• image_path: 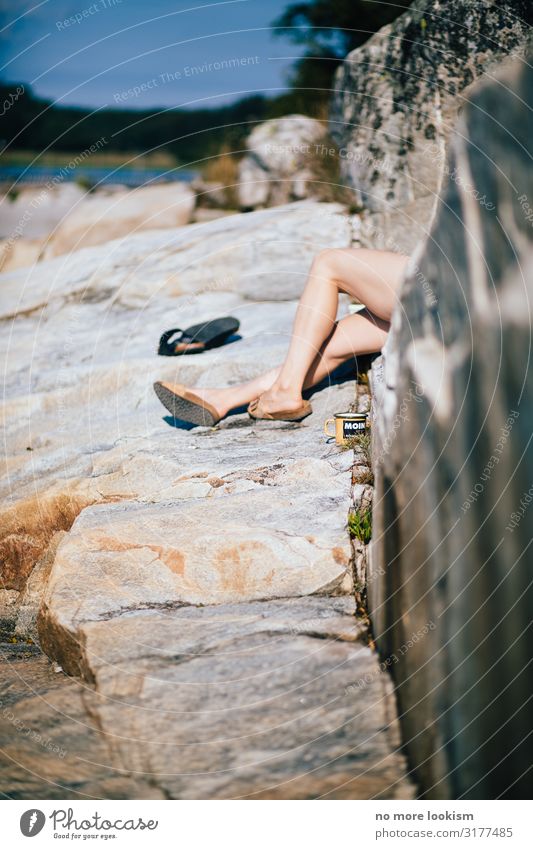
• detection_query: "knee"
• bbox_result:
[311,248,344,283]
[313,248,340,270]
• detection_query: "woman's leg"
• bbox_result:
[254,247,409,414]
[192,307,389,418]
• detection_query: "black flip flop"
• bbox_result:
[158,316,240,356]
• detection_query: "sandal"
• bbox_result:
[153,382,221,426]
[158,316,240,356]
[247,398,312,422]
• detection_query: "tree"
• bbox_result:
[272,0,411,114]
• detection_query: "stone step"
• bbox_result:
[0,599,414,800]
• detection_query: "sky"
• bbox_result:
[0,0,307,109]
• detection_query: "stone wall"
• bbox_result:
[368,56,532,799]
[330,0,531,254]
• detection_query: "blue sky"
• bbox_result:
[0,0,306,109]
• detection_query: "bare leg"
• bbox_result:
[156,247,408,422]
[193,307,389,418]
[254,247,409,414]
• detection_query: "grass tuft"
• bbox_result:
[347,508,372,544]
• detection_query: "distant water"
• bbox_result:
[0,164,198,188]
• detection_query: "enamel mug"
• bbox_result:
[324,411,369,445]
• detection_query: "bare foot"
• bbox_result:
[187,386,233,418]
[253,386,304,415]
[170,368,292,420]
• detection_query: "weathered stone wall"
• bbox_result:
[330,0,531,253]
[369,56,532,798]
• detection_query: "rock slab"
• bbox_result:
[1,200,413,798]
[0,599,413,799]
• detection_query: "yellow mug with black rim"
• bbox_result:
[324,411,369,446]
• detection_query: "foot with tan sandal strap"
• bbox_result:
[153,381,222,426]
[247,397,312,422]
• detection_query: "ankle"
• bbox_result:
[195,387,226,416]
[269,381,302,399]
